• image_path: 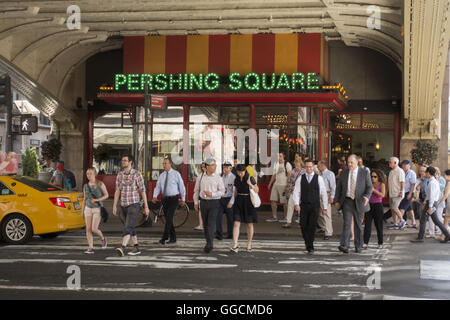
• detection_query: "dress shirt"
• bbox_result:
[222,172,236,205]
[153,169,186,201]
[346,167,359,198]
[193,172,225,205]
[404,169,417,193]
[426,177,440,208]
[293,173,328,210]
[320,168,336,199]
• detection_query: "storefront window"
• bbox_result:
[94,113,123,127]
[290,106,310,123]
[152,105,184,123]
[330,113,361,129]
[220,106,250,123]
[189,106,219,123]
[93,128,132,174]
[151,124,183,180]
[362,114,395,129]
[256,106,289,124]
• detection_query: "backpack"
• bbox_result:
[64,170,76,189]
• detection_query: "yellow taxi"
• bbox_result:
[0,175,85,244]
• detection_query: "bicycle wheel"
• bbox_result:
[158,203,190,228]
[118,206,149,228]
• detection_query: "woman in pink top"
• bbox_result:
[363,169,386,249]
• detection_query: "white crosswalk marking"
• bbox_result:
[0,234,391,298]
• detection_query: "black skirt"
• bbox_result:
[233,194,258,223]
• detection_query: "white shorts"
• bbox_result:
[390,197,402,211]
[270,184,287,204]
[84,207,101,217]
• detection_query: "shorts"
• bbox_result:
[270,184,287,204]
[399,196,413,212]
[84,207,101,217]
[390,197,402,211]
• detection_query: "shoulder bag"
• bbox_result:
[248,177,261,208]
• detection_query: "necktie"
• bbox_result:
[308,175,312,183]
[163,171,169,197]
[350,170,356,200]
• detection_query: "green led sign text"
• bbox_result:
[114,72,322,92]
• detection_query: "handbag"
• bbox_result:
[87,184,109,223]
[248,177,261,208]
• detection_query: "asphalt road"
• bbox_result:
[0,232,448,300]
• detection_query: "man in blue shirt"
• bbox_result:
[399,160,417,228]
[152,157,186,245]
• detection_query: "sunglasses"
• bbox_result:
[371,175,378,178]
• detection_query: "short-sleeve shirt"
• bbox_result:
[388,166,405,198]
[273,162,292,186]
[115,169,146,207]
[84,182,104,208]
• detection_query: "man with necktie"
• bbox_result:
[293,160,329,254]
[152,157,186,245]
[334,154,373,253]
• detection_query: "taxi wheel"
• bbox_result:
[1,214,33,245]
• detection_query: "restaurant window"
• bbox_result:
[220,106,250,123]
[329,113,361,129]
[93,112,133,174]
[189,106,219,123]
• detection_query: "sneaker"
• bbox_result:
[194,225,204,231]
[435,234,445,241]
[425,234,434,238]
[84,248,95,254]
[278,219,288,223]
[101,237,107,249]
[294,219,300,223]
[116,247,125,257]
[398,220,406,230]
[388,224,399,230]
[128,246,141,256]
[266,217,278,222]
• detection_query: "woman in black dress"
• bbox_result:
[231,164,259,253]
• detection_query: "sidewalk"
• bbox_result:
[93,200,418,240]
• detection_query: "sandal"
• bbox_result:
[378,244,383,249]
[362,244,368,249]
[230,246,239,253]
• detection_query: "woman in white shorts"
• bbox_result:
[83,167,109,254]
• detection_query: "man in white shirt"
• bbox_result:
[388,157,406,230]
[193,158,225,253]
[411,166,450,243]
[318,160,336,240]
[268,153,292,222]
[293,160,328,254]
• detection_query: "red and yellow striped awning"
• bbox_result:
[123,33,329,81]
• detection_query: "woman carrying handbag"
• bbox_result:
[83,167,109,254]
[230,164,259,253]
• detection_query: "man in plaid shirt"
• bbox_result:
[113,155,150,256]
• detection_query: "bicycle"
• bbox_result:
[119,201,190,228]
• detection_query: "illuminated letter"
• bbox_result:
[115,74,127,91]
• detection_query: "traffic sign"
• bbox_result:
[151,95,167,110]
[19,115,38,134]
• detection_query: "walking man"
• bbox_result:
[335,154,372,253]
[113,155,150,256]
[293,160,329,254]
[399,160,417,228]
[388,157,406,230]
[193,158,225,253]
[152,157,186,245]
[267,153,292,222]
[411,167,450,243]
[216,162,235,240]
[317,160,336,240]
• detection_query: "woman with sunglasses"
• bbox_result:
[363,169,386,249]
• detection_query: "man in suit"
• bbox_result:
[334,154,373,253]
[293,160,329,254]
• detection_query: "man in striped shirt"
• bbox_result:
[113,155,150,256]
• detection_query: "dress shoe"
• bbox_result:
[338,245,349,254]
[410,238,424,243]
[440,235,450,243]
[323,236,330,241]
[158,239,166,245]
[354,248,361,253]
[204,246,212,253]
[167,240,177,245]
[215,235,223,241]
[307,249,314,255]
